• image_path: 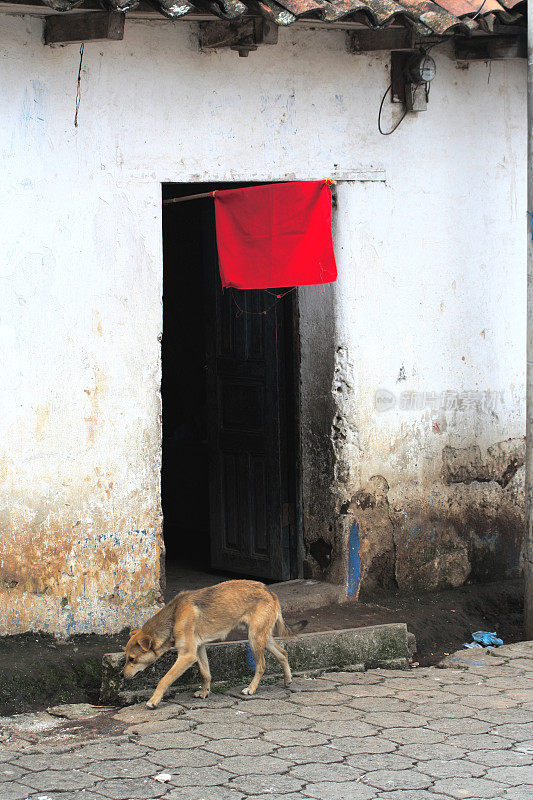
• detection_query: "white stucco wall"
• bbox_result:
[0,12,526,632]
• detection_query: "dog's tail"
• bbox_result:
[271,592,308,638]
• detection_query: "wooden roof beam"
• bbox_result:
[198,19,278,57]
[454,33,526,60]
[44,11,125,45]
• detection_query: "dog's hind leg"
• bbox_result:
[194,644,211,698]
[146,647,197,709]
[243,602,277,696]
[266,636,292,687]
[242,631,267,696]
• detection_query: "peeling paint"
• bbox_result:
[84,366,107,446]
[343,442,525,595]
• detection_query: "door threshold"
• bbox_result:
[269,579,346,615]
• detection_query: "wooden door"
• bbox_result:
[203,204,292,580]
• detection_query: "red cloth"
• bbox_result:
[213,180,337,289]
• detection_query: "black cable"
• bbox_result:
[74,43,84,128]
[377,83,408,136]
[471,0,488,20]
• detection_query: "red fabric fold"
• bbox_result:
[213,180,337,289]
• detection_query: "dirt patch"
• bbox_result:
[0,631,126,715]
[0,578,523,714]
[284,578,523,667]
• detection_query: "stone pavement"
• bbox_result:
[0,642,532,800]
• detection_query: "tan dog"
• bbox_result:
[123,579,296,709]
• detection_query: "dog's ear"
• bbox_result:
[137,633,153,652]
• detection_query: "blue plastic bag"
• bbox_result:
[471,631,503,647]
[463,631,503,649]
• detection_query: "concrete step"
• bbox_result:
[269,579,346,615]
[101,622,413,705]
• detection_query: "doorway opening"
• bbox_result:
[161,182,301,600]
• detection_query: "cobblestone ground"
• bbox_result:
[0,642,532,800]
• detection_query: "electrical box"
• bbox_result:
[391,51,436,112]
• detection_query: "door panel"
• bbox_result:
[203,203,291,580]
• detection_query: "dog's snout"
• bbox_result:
[123,659,146,680]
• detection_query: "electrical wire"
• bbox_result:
[471,0,488,20]
[377,83,408,136]
[74,43,84,128]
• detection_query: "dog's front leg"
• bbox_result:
[146,650,197,709]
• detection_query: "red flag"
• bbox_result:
[213,180,337,290]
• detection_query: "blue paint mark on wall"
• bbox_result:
[347,521,361,598]
[246,642,256,672]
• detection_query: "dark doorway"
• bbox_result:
[161,182,300,592]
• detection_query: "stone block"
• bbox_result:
[101,623,412,705]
